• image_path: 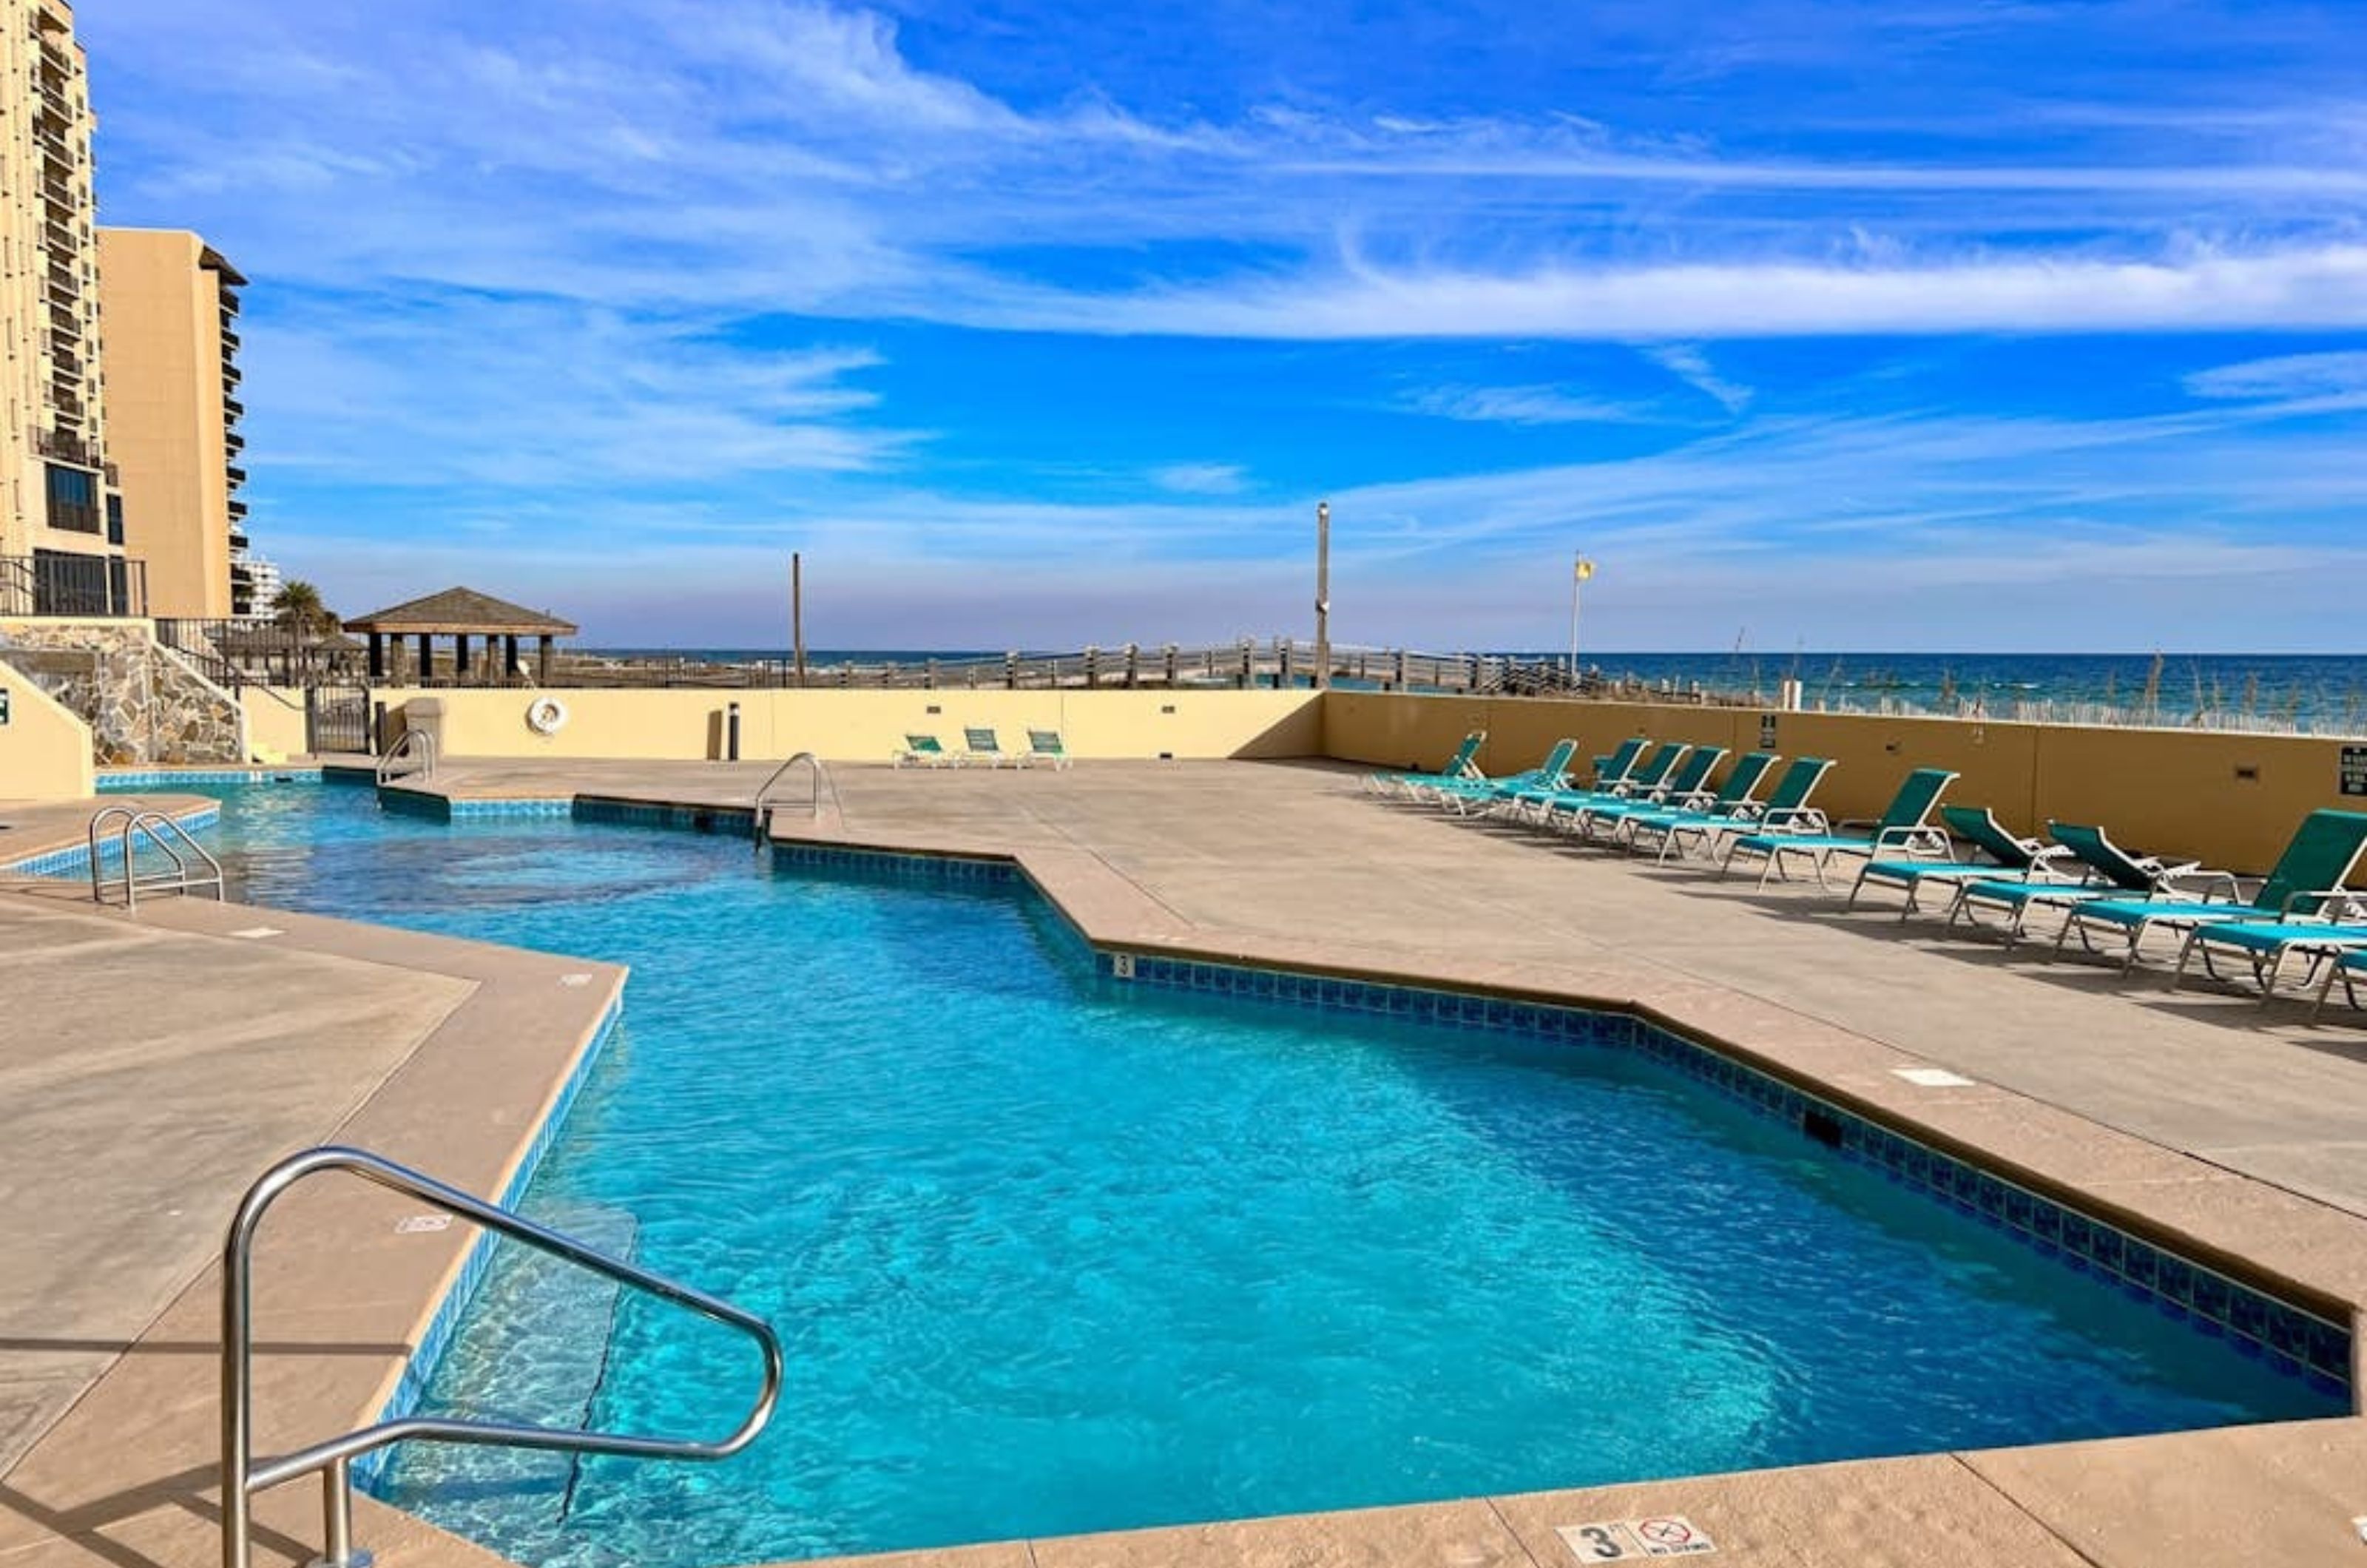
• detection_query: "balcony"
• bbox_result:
[226,464,249,488]
[228,497,249,520]
[220,291,242,319]
[1,552,148,618]
[30,425,107,473]
[226,428,246,455]
[221,326,242,352]
[222,362,243,387]
[223,396,245,421]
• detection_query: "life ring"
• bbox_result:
[526,697,569,735]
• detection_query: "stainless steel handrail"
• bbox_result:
[373,727,435,784]
[752,750,836,842]
[222,1145,783,1568]
[86,805,226,909]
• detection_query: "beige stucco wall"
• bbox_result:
[383,687,1326,764]
[240,685,310,760]
[1322,691,2367,876]
[94,228,234,619]
[0,653,95,799]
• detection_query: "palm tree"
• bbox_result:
[272,580,339,641]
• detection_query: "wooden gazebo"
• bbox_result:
[345,587,578,686]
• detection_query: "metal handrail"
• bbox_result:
[373,727,435,784]
[222,1146,783,1568]
[86,805,226,910]
[752,750,836,842]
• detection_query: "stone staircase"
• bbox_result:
[0,618,246,766]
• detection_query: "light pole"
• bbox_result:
[1567,554,1596,687]
[1314,500,1331,691]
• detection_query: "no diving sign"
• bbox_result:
[2343,745,2367,798]
[1556,1514,1716,1560]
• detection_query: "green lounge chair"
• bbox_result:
[1431,739,1581,814]
[1564,746,1731,842]
[2056,809,2367,972]
[2314,949,2367,1024]
[1363,731,1485,797]
[894,734,956,768]
[1585,736,1650,791]
[1026,729,1073,770]
[2157,815,2367,996]
[1526,743,1692,831]
[962,727,1022,768]
[1949,822,2219,947]
[1638,757,1817,867]
[1615,752,1786,859]
[1848,805,2075,919]
[1723,767,1957,890]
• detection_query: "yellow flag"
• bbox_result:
[1574,558,1596,582]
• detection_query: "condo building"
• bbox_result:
[0,0,131,615]
[96,226,249,619]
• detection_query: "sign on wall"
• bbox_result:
[1758,713,1777,750]
[0,686,10,727]
[2343,745,2367,798]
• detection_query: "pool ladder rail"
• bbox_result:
[85,805,226,910]
[751,749,838,845]
[374,727,436,785]
[221,1146,784,1568]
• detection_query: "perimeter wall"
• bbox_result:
[1323,691,2367,875]
[0,658,96,800]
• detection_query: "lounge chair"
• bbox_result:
[895,734,957,768]
[1026,729,1073,770]
[1949,822,2220,947]
[1847,805,2076,919]
[1584,737,1650,792]
[1429,739,1581,814]
[1639,755,1829,864]
[1562,746,1731,842]
[962,727,1023,768]
[1615,752,1787,860]
[1363,731,1485,797]
[1522,742,1692,831]
[2314,950,2367,1024]
[2152,812,2367,996]
[2055,808,2367,973]
[1722,767,1957,890]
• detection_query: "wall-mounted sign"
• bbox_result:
[1758,713,1777,750]
[2342,745,2367,797]
[0,686,10,727]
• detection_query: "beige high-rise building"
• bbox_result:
[96,227,247,619]
[1,0,130,614]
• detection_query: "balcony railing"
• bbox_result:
[226,464,249,487]
[30,426,116,484]
[0,552,146,618]
[223,396,246,421]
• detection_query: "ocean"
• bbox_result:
[583,649,2367,734]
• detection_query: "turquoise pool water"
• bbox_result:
[149,781,2343,1565]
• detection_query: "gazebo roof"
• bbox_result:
[344,587,578,638]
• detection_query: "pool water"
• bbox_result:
[164,781,2340,1566]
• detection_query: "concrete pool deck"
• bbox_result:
[5,757,2367,1567]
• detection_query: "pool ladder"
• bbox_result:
[221,1146,783,1568]
[374,727,436,785]
[751,750,837,845]
[86,805,226,910]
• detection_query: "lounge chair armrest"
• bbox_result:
[1837,817,1878,831]
[1872,825,1950,856]
[1668,788,1718,811]
[2280,887,2367,920]
[1760,806,1827,833]
[2158,865,2238,901]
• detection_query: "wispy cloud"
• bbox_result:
[2184,348,2367,400]
[1403,385,1661,425]
[1642,345,1752,413]
[1149,462,1250,494]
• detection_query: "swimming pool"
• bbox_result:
[114,780,2349,1565]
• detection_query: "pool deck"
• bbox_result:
[7,757,2367,1567]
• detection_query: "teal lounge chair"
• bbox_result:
[2157,814,2367,997]
[962,727,1022,768]
[1949,822,2220,947]
[1363,731,1485,797]
[1585,736,1650,792]
[1528,743,1692,832]
[1848,805,2075,919]
[895,734,956,768]
[1026,729,1073,770]
[1565,746,1730,842]
[1639,754,1828,863]
[1723,767,1957,890]
[1432,739,1581,814]
[1614,752,1783,859]
[2314,950,2367,1024]
[2056,809,2367,973]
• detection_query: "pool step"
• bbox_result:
[376,1200,640,1559]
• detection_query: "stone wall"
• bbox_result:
[0,619,246,766]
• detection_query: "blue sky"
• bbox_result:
[81,0,2367,650]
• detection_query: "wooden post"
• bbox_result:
[791,552,807,688]
[455,633,471,681]
[368,632,385,680]
[1124,642,1139,688]
[1164,643,1178,686]
[418,633,435,682]
[537,635,553,684]
[1006,652,1019,690]
[504,634,520,686]
[1084,646,1099,689]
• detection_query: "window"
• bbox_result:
[44,463,99,534]
[104,492,123,544]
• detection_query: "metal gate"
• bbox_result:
[304,684,373,755]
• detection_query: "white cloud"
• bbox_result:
[1149,463,1251,495]
[1641,345,1752,412]
[2184,349,2367,400]
[1404,385,1661,425]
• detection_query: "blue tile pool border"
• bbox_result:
[374,789,575,821]
[98,767,325,789]
[357,994,624,1492]
[766,840,2354,1399]
[574,797,757,836]
[4,805,223,876]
